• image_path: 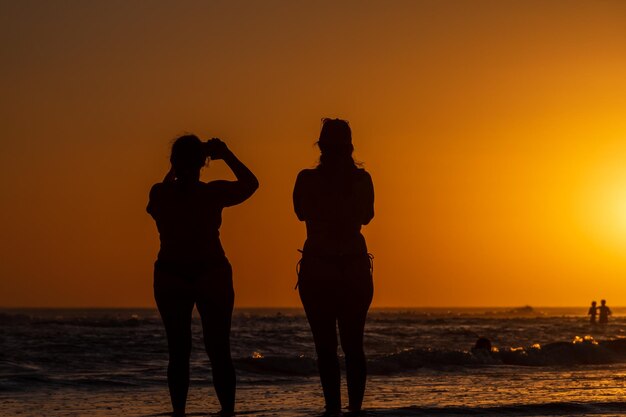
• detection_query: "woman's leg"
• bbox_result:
[154,270,195,415]
[196,262,236,415]
[337,257,374,412]
[299,259,342,412]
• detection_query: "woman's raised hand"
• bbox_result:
[205,138,230,160]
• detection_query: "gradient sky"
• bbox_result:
[2,1,626,307]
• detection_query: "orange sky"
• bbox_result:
[2,1,626,307]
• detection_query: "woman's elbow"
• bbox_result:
[245,178,259,197]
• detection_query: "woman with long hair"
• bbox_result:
[147,135,258,417]
[293,119,375,416]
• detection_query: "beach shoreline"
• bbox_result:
[4,370,626,417]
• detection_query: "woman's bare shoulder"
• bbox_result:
[355,168,372,181]
[297,168,317,177]
[295,168,319,183]
[149,182,164,197]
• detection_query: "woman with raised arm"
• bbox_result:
[293,119,375,416]
[147,135,258,417]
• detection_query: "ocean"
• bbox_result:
[2,307,626,416]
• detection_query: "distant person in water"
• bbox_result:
[588,301,597,325]
[473,337,492,352]
[598,299,612,325]
[147,135,258,417]
[293,118,374,416]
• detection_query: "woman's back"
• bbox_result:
[294,167,374,256]
[148,181,225,262]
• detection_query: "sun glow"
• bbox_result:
[578,143,626,251]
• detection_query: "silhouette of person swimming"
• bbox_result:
[598,299,612,325]
[147,135,258,417]
[293,118,374,416]
[473,337,492,352]
[588,301,597,325]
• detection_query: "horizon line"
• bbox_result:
[0,305,611,310]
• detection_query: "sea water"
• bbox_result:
[2,307,626,416]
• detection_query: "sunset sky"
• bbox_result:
[2,1,626,307]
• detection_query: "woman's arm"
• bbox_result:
[293,170,308,221]
[361,171,375,225]
[209,139,259,206]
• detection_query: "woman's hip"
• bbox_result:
[298,253,372,284]
[153,258,233,302]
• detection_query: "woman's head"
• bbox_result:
[317,118,356,170]
[170,134,206,179]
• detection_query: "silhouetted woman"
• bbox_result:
[147,135,258,417]
[293,119,374,416]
